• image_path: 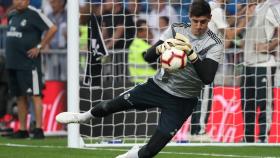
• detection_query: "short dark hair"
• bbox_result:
[159,16,169,25]
[189,0,211,17]
[136,19,147,32]
[136,19,147,28]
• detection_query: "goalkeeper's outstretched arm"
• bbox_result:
[143,40,164,63]
[191,57,219,85]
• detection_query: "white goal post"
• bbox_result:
[67,0,81,148]
[66,0,280,148]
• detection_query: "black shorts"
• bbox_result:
[7,68,43,97]
[122,78,198,136]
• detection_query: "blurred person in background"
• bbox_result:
[190,0,250,136]
[46,0,67,81]
[208,0,247,48]
[127,0,148,23]
[42,0,52,15]
[241,0,280,143]
[5,0,57,139]
[128,19,156,83]
[159,16,169,34]
[0,0,12,25]
[225,0,247,48]
[47,0,66,49]
[100,0,135,83]
[148,0,179,44]
[101,0,135,50]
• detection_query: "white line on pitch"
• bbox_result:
[1,143,277,158]
[87,147,277,158]
[1,143,67,149]
[160,151,263,158]
[96,148,267,158]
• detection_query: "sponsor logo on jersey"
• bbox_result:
[7,27,22,38]
[6,31,22,38]
[123,93,130,100]
[21,19,27,27]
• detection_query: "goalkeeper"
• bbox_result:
[56,0,223,157]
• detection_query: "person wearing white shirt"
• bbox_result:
[148,0,179,44]
[208,0,247,48]
[242,0,280,143]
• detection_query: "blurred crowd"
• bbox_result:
[0,0,264,54]
[0,0,276,50]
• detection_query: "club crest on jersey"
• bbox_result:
[193,44,200,52]
[123,93,130,100]
[123,93,134,105]
[21,19,27,26]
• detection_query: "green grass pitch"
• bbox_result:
[0,136,279,158]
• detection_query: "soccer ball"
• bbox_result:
[160,47,187,70]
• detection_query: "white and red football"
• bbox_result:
[160,47,187,70]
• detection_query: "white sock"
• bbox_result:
[79,110,94,122]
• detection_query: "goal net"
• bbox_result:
[68,0,280,147]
